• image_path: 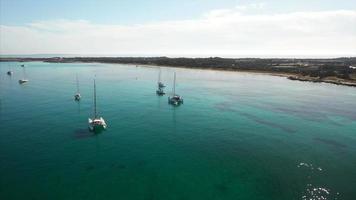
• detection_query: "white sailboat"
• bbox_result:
[88,79,107,132]
[168,72,183,106]
[158,68,165,88]
[156,68,165,95]
[74,74,81,101]
[7,65,13,76]
[18,66,28,84]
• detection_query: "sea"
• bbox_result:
[1,61,356,200]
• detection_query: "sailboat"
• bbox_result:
[156,87,165,95]
[74,74,81,101]
[18,66,28,84]
[158,68,165,88]
[88,79,107,132]
[156,68,165,95]
[7,65,13,76]
[168,72,183,106]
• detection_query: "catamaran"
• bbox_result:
[156,68,166,95]
[18,66,28,84]
[74,74,81,101]
[88,79,107,132]
[168,72,183,106]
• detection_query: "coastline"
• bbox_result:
[151,64,356,87]
[1,56,356,87]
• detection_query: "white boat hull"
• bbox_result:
[74,93,81,101]
[168,95,183,106]
[88,117,107,132]
[18,79,29,84]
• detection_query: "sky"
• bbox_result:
[0,0,356,57]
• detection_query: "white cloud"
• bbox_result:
[235,3,266,11]
[0,8,355,57]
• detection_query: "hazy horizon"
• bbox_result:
[1,53,355,59]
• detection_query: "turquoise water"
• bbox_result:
[1,62,356,200]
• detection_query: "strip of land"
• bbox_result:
[1,56,356,87]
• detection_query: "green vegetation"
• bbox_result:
[1,56,356,86]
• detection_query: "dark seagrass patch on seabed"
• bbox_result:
[111,163,127,169]
[313,137,347,149]
[214,101,238,112]
[241,112,297,133]
[73,128,94,139]
[214,101,297,133]
[215,182,229,193]
[86,165,95,171]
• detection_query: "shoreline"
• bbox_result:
[1,56,356,87]
[150,64,356,87]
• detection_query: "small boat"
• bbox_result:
[168,72,183,106]
[7,66,13,75]
[74,93,81,101]
[156,88,165,95]
[74,74,81,101]
[158,68,165,88]
[21,64,25,67]
[18,67,28,84]
[18,79,28,84]
[158,82,165,88]
[88,79,107,132]
[156,68,166,95]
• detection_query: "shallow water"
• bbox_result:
[1,62,356,200]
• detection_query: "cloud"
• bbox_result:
[235,3,266,11]
[1,8,356,57]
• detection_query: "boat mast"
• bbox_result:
[173,72,176,95]
[94,79,97,118]
[76,74,80,93]
[158,68,161,83]
[23,67,26,79]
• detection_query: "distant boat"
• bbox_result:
[158,82,165,88]
[7,66,13,76]
[88,79,107,132]
[156,87,165,96]
[168,72,183,106]
[21,64,25,67]
[74,74,81,101]
[158,68,165,88]
[156,68,166,95]
[18,67,28,84]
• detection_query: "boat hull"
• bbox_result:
[88,118,107,133]
[156,90,165,96]
[158,82,165,88]
[74,93,81,101]
[168,96,183,106]
[18,79,29,84]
